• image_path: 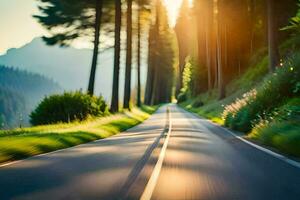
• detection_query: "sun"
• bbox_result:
[163,0,193,27]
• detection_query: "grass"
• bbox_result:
[180,51,300,158]
[248,98,300,157]
[179,89,244,125]
[249,121,300,157]
[180,51,269,125]
[0,105,158,164]
[181,94,300,158]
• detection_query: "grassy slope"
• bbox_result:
[180,52,300,157]
[0,105,157,164]
[181,52,269,124]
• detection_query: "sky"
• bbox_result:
[0,0,187,55]
[0,0,46,55]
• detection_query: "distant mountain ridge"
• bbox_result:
[0,66,62,128]
[0,38,115,100]
[0,37,147,101]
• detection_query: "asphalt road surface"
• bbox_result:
[0,105,300,200]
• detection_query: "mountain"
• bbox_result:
[0,66,62,128]
[0,38,147,101]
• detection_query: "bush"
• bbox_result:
[192,99,204,108]
[30,92,109,125]
[249,98,300,157]
[223,54,300,132]
[177,92,187,104]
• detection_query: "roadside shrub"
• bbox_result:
[223,90,257,131]
[30,92,109,125]
[249,98,300,157]
[223,54,300,132]
[177,92,187,103]
[192,99,204,108]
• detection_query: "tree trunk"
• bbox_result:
[123,0,133,109]
[88,0,103,95]
[267,0,279,73]
[150,1,160,105]
[205,0,213,90]
[110,0,122,112]
[217,0,226,99]
[144,62,154,105]
[137,0,142,107]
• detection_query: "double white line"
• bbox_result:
[140,107,173,200]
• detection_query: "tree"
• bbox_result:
[174,0,192,96]
[144,0,176,105]
[110,0,122,112]
[88,0,103,95]
[137,0,142,107]
[35,0,107,95]
[216,0,226,99]
[267,0,280,72]
[123,0,133,109]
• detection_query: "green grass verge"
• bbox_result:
[249,121,300,157]
[179,89,243,125]
[0,105,158,164]
[248,98,300,157]
[181,96,300,158]
[179,51,300,158]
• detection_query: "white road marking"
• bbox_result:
[205,119,300,170]
[223,127,300,169]
[140,107,173,200]
[180,106,300,170]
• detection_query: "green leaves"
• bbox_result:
[30,91,109,125]
[34,0,99,46]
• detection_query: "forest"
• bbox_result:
[0,0,300,167]
[176,0,300,157]
[1,1,300,198]
[0,66,61,128]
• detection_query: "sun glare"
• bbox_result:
[163,0,193,27]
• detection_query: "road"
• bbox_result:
[0,105,300,200]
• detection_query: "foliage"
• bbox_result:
[0,66,61,128]
[190,58,208,96]
[181,58,193,94]
[283,0,300,33]
[0,106,157,164]
[34,0,114,47]
[249,98,300,157]
[227,50,269,94]
[179,57,207,97]
[144,1,176,105]
[30,92,109,125]
[192,98,204,108]
[177,93,187,104]
[223,90,257,131]
[223,54,300,132]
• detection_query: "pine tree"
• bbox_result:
[35,0,111,95]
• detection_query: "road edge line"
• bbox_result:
[140,107,172,200]
[182,106,300,170]
[177,105,300,169]
[219,126,300,169]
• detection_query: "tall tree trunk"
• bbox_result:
[205,0,213,90]
[144,61,154,105]
[88,0,103,95]
[150,1,160,105]
[249,0,256,55]
[267,0,279,73]
[123,0,133,109]
[137,0,142,107]
[217,0,226,99]
[110,0,122,112]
